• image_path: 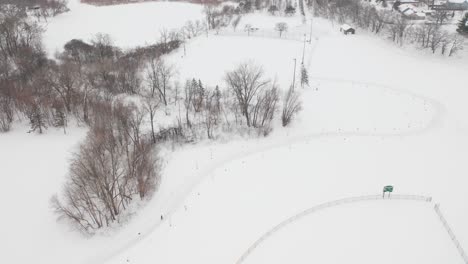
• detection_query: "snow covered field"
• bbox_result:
[105,18,468,264]
[42,0,204,55]
[2,4,468,264]
[0,125,88,264]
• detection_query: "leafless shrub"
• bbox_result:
[251,83,279,129]
[155,125,185,143]
[282,86,302,127]
[448,34,464,56]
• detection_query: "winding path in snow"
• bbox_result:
[101,33,448,264]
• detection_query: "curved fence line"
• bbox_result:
[434,204,468,264]
[235,194,433,264]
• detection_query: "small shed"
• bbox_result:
[340,24,355,35]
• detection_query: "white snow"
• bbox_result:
[341,23,352,31]
[105,17,468,264]
[244,201,459,264]
[2,5,468,264]
[0,124,88,264]
[168,35,308,89]
[42,0,204,56]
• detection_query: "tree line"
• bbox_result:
[1,5,304,233]
[307,0,465,56]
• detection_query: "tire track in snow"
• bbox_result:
[235,194,433,264]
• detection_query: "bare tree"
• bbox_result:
[51,60,82,113]
[429,28,448,53]
[448,34,464,56]
[52,102,160,233]
[275,22,288,38]
[387,15,412,46]
[225,62,270,127]
[414,23,438,49]
[183,79,195,128]
[182,20,205,39]
[232,15,242,31]
[203,4,216,30]
[251,83,279,130]
[116,56,142,94]
[370,8,389,34]
[143,96,160,144]
[202,88,221,139]
[145,56,174,106]
[430,10,451,26]
[26,101,48,134]
[282,86,302,127]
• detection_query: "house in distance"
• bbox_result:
[340,24,356,35]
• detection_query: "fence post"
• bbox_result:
[433,204,468,264]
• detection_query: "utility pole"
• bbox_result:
[309,17,313,43]
[302,34,306,64]
[292,58,297,91]
[182,36,186,57]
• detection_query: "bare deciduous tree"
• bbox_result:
[143,96,160,143]
[275,22,288,37]
[232,15,242,31]
[145,56,174,106]
[387,15,412,46]
[202,88,221,139]
[430,10,451,25]
[183,79,195,128]
[225,62,270,127]
[448,34,464,56]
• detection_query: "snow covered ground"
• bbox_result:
[0,125,88,264]
[242,200,459,264]
[105,17,468,264]
[42,0,204,56]
[2,4,468,264]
